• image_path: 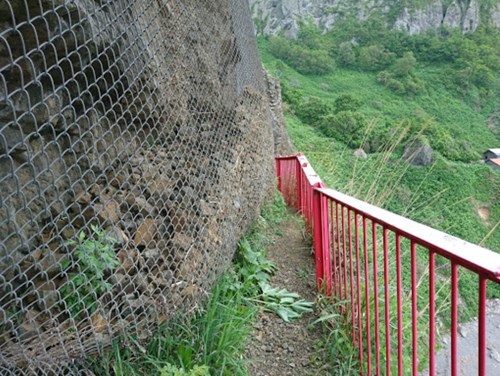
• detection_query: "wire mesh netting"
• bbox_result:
[0,0,277,373]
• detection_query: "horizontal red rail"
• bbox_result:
[276,153,500,375]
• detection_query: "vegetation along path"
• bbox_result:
[244,212,330,376]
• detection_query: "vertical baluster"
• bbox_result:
[373,222,381,376]
[479,276,487,376]
[322,194,332,295]
[355,213,364,372]
[331,201,338,298]
[396,234,403,376]
[312,188,324,290]
[336,203,343,305]
[411,241,418,376]
[429,251,435,376]
[383,228,391,375]
[451,262,458,376]
[363,217,372,376]
[342,206,348,308]
[276,158,282,194]
[295,157,302,213]
[349,210,356,342]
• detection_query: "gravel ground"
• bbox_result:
[243,215,328,376]
[427,299,500,375]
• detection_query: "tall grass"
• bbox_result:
[86,275,256,376]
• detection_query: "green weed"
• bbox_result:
[311,297,359,375]
[59,225,119,319]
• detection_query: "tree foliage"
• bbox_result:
[268,36,336,75]
[317,111,367,148]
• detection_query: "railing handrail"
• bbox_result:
[295,154,323,187]
[318,187,500,282]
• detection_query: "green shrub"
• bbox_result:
[427,125,479,162]
[334,94,362,113]
[377,71,405,94]
[377,70,423,96]
[268,36,335,75]
[317,111,367,148]
[393,51,417,78]
[337,42,356,66]
[297,19,328,50]
[160,364,209,376]
[358,45,396,71]
[59,225,119,319]
[296,96,331,124]
[280,81,303,106]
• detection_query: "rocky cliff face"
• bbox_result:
[0,0,279,371]
[250,0,500,37]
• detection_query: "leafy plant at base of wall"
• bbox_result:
[255,282,314,322]
[232,235,314,323]
[232,237,277,295]
[160,363,209,376]
[59,225,119,319]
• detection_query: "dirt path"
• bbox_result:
[243,214,327,376]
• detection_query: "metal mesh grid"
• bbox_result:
[0,0,275,373]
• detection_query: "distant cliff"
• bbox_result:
[250,0,500,37]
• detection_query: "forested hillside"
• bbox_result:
[258,18,500,254]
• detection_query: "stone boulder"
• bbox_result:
[353,148,368,159]
[403,138,433,166]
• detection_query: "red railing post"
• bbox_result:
[479,277,487,375]
[312,183,331,293]
[322,195,332,295]
[296,155,303,214]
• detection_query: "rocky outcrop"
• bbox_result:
[0,0,277,371]
[403,138,434,166]
[266,74,294,155]
[250,0,499,37]
[394,0,481,34]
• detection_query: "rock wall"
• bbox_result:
[0,0,278,371]
[250,0,500,37]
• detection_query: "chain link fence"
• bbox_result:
[0,0,278,373]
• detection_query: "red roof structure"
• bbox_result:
[486,158,500,170]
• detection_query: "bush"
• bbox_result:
[377,70,423,96]
[334,94,362,113]
[295,96,331,124]
[393,52,417,78]
[358,45,396,71]
[427,125,479,162]
[280,81,303,107]
[337,42,356,66]
[377,71,405,94]
[317,111,367,148]
[268,36,335,75]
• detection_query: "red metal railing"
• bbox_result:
[276,153,500,376]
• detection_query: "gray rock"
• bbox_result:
[403,138,433,167]
[353,148,368,159]
[489,347,500,363]
[458,324,467,338]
